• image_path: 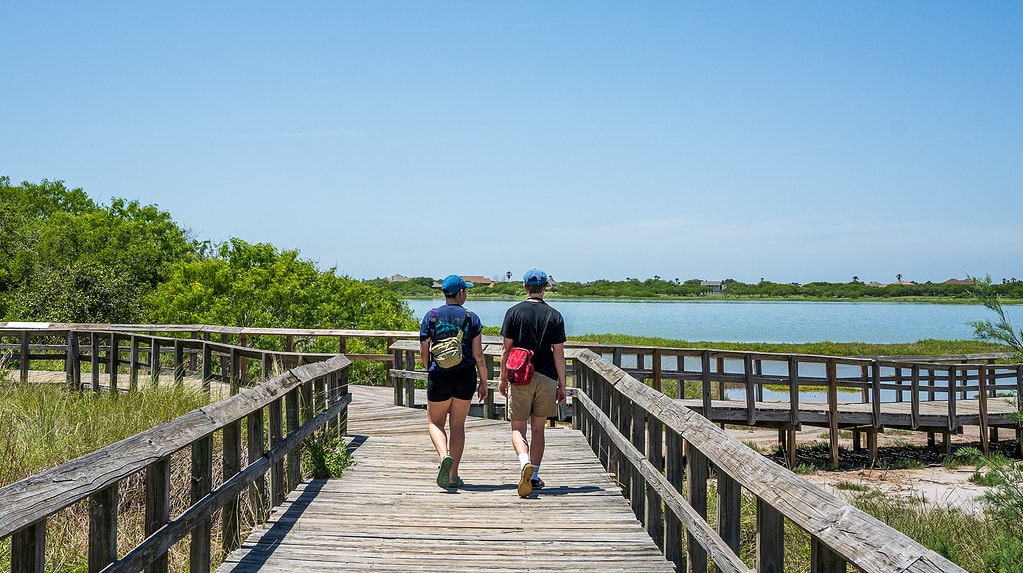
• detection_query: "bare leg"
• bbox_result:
[447,398,472,477]
[511,418,529,457]
[427,399,452,458]
[529,414,546,466]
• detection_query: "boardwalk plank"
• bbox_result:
[217,385,675,573]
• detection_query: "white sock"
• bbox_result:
[532,465,540,480]
[518,453,531,468]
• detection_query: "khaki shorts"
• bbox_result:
[508,372,558,421]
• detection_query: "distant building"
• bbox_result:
[431,275,494,291]
[387,274,410,282]
[867,282,885,287]
[700,280,723,293]
[461,275,494,288]
[944,278,974,285]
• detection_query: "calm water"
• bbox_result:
[406,298,1021,344]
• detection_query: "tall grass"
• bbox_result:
[0,374,215,572]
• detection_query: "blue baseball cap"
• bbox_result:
[441,275,473,295]
[523,269,548,286]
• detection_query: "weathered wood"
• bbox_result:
[88,484,118,573]
[0,356,351,540]
[811,535,848,573]
[11,520,45,573]
[572,350,966,573]
[718,472,741,553]
[686,445,710,573]
[144,458,171,573]
[223,419,242,552]
[757,498,784,573]
[827,359,839,467]
[190,435,213,573]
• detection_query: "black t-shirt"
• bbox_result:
[500,299,567,380]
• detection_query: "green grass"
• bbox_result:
[0,378,212,488]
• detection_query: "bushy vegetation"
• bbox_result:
[1,177,417,350]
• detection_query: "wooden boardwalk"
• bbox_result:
[217,385,675,572]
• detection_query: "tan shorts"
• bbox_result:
[508,372,558,421]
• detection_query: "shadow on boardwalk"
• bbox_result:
[217,385,674,572]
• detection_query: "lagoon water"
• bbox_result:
[406,298,1021,344]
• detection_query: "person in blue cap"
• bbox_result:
[419,274,489,489]
[498,268,567,497]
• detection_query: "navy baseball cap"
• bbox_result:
[523,269,548,286]
[441,275,473,295]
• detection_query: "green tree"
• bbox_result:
[146,238,416,333]
[2,185,195,323]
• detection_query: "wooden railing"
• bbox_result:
[570,348,965,573]
[3,326,1020,573]
[0,328,352,573]
[389,339,1023,461]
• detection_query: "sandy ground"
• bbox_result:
[727,424,1020,515]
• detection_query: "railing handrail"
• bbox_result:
[0,355,349,539]
[571,348,966,573]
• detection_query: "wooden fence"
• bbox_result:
[571,348,966,573]
[0,328,352,573]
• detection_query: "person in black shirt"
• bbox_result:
[498,269,567,497]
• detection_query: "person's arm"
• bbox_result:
[472,333,488,401]
[498,337,513,397]
[553,342,567,404]
[419,339,430,372]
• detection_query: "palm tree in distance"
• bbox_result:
[896,273,903,282]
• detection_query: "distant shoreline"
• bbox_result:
[406,294,1023,305]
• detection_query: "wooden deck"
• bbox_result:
[216,385,675,572]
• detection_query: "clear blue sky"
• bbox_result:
[3,2,1020,285]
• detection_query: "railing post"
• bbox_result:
[11,520,46,573]
[646,414,664,551]
[20,330,30,383]
[189,434,213,573]
[130,335,140,392]
[787,356,800,468]
[286,388,302,492]
[910,364,920,430]
[223,417,242,552]
[978,365,990,454]
[150,338,160,387]
[700,350,712,420]
[145,458,171,573]
[91,333,101,392]
[664,429,683,572]
[757,498,784,573]
[247,406,268,523]
[744,354,757,425]
[88,484,118,573]
[686,446,709,573]
[827,359,839,468]
[811,535,847,573]
[718,473,741,554]
[108,333,119,393]
[66,331,80,391]
[174,339,184,386]
[629,401,644,521]
[202,342,213,393]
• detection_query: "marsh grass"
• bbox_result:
[0,377,222,572]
